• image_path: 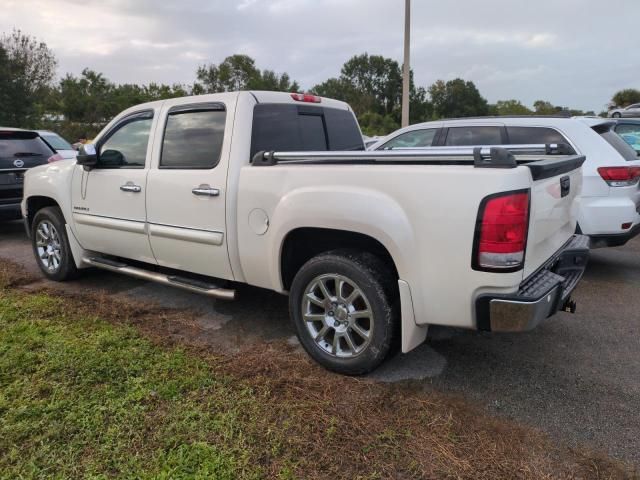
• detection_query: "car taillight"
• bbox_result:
[597,166,640,187]
[47,153,64,163]
[291,93,321,103]
[473,190,530,272]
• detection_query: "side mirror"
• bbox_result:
[76,144,98,169]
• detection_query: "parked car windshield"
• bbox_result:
[41,133,73,151]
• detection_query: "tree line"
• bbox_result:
[0,29,634,141]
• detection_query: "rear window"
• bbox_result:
[250,104,364,159]
[41,133,73,151]
[600,130,639,161]
[444,126,502,146]
[0,133,53,160]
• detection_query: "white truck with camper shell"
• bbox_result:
[22,91,589,374]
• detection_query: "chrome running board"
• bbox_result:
[82,256,236,300]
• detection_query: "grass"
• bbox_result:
[0,264,637,479]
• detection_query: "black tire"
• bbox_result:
[31,207,79,281]
[289,250,399,375]
[612,112,622,118]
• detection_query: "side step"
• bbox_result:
[83,257,236,300]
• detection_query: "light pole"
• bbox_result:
[401,0,411,127]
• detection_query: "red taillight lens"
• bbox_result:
[291,93,321,103]
[597,166,640,187]
[474,191,530,271]
[47,153,64,163]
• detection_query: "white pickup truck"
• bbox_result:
[21,91,590,374]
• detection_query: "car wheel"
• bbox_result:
[31,207,79,281]
[612,112,622,118]
[289,250,399,375]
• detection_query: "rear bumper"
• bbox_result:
[589,223,640,248]
[475,235,590,332]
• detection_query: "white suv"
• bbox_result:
[370,117,640,248]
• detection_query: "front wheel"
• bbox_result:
[31,207,79,281]
[289,250,398,375]
[612,112,622,118]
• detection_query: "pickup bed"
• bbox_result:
[22,91,589,374]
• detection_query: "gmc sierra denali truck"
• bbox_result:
[21,91,589,374]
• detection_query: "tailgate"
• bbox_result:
[522,155,585,278]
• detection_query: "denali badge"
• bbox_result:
[13,159,24,168]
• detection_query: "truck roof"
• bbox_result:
[119,91,352,115]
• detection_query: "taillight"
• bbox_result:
[291,93,321,103]
[597,166,640,187]
[47,153,64,163]
[473,190,530,272]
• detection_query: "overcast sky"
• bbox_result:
[1,0,638,112]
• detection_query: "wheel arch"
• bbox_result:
[279,226,427,353]
[25,196,61,231]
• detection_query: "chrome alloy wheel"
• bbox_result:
[35,221,62,272]
[301,274,374,358]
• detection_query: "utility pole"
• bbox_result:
[401,0,411,127]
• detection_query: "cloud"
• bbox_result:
[0,0,638,112]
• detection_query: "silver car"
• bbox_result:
[608,103,640,118]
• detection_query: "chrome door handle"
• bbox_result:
[120,183,141,193]
[192,185,220,197]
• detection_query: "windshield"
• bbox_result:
[600,130,639,161]
[42,133,73,151]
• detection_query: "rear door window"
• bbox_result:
[444,126,502,146]
[251,104,364,159]
[506,127,569,145]
[160,107,227,169]
[379,128,438,149]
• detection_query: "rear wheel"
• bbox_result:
[31,207,78,281]
[289,250,398,375]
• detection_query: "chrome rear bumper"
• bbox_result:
[476,235,590,332]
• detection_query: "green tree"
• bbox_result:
[492,99,532,116]
[0,29,57,126]
[612,89,640,108]
[0,45,11,126]
[58,69,114,124]
[312,54,432,133]
[428,79,488,119]
[195,54,298,93]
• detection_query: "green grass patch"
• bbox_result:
[0,292,265,479]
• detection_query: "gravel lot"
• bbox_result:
[1,219,638,466]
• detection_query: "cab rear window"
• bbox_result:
[250,104,364,159]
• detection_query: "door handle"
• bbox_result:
[192,185,220,197]
[120,183,142,193]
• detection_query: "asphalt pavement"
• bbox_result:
[1,219,638,465]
